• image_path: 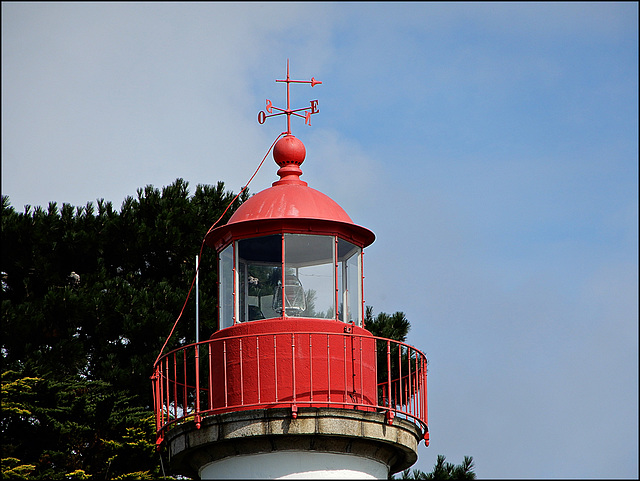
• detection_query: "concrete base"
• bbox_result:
[165,407,421,480]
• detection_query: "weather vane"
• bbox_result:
[257,59,322,135]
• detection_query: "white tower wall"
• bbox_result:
[199,451,387,479]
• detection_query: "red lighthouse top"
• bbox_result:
[205,63,374,251]
[204,133,375,250]
[151,65,429,464]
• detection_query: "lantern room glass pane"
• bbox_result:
[338,238,362,326]
[237,235,282,322]
[282,234,335,318]
[219,243,234,329]
[220,233,358,326]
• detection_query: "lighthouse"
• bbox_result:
[151,63,429,479]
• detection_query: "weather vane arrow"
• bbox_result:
[257,59,322,135]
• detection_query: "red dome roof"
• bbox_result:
[228,183,354,224]
[204,135,375,251]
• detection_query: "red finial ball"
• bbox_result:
[273,135,306,167]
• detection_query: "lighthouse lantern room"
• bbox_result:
[151,63,429,480]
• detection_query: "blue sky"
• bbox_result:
[2,2,638,478]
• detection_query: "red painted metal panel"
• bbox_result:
[208,331,375,410]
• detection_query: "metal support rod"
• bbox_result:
[360,250,365,327]
[387,341,392,409]
[280,234,285,317]
[195,255,199,344]
[195,344,201,421]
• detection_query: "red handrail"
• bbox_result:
[151,331,429,447]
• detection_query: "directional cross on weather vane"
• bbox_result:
[257,60,322,135]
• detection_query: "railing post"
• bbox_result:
[223,340,228,407]
[239,338,244,406]
[343,335,347,404]
[195,344,201,428]
[292,333,296,403]
[155,366,161,431]
[359,336,363,406]
[309,334,313,402]
[164,357,170,425]
[350,335,356,401]
[208,342,213,411]
[416,352,420,417]
[274,335,278,403]
[408,348,413,417]
[173,353,178,420]
[151,371,156,430]
[292,333,297,417]
[375,340,379,407]
[256,336,261,404]
[182,350,187,415]
[398,343,402,409]
[327,334,331,403]
[153,366,161,432]
[386,340,391,409]
[418,352,422,420]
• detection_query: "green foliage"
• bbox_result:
[1,179,244,480]
[0,371,166,480]
[1,457,36,480]
[365,305,411,342]
[1,179,243,399]
[396,455,476,480]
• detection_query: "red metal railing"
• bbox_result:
[151,332,428,447]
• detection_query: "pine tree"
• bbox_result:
[397,455,476,480]
[1,179,245,479]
